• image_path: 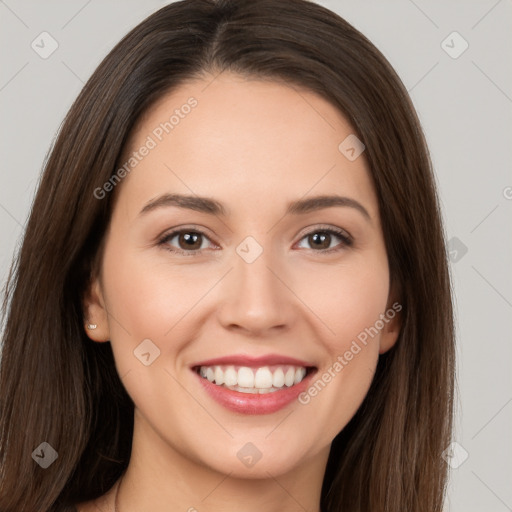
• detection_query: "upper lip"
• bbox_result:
[191,354,316,368]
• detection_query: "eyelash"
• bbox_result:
[157,225,353,257]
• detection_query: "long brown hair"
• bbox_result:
[0,0,455,510]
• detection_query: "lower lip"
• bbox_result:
[194,369,316,415]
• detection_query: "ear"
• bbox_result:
[378,287,403,355]
[82,275,110,343]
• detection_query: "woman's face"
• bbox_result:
[85,71,401,479]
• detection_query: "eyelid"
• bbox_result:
[294,223,352,243]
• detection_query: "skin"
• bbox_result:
[79,71,401,512]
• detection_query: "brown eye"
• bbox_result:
[296,227,353,252]
[308,232,332,250]
[159,229,215,255]
[177,232,203,250]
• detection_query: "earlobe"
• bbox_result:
[378,318,401,354]
[82,277,110,342]
[378,296,403,355]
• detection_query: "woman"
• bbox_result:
[0,0,455,511]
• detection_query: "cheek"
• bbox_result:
[332,276,389,351]
[100,244,226,382]
[292,254,388,427]
[293,253,390,353]
[297,273,386,443]
[100,247,203,408]
[102,245,208,335]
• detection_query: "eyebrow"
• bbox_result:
[139,193,371,222]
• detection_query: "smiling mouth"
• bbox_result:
[193,364,317,394]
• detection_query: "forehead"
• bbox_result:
[114,71,378,221]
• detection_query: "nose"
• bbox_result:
[216,244,296,336]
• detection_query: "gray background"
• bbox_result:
[1,1,511,510]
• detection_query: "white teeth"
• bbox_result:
[237,367,254,388]
[236,386,254,394]
[197,364,309,391]
[272,368,285,388]
[294,367,306,385]
[214,366,224,386]
[225,385,280,394]
[254,367,273,388]
[224,366,237,386]
[284,367,295,387]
